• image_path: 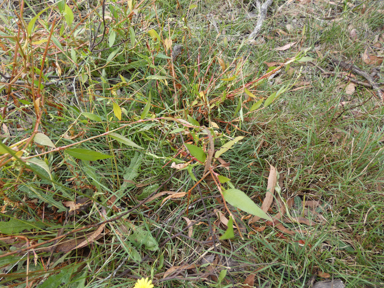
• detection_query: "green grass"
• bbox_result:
[0,0,384,287]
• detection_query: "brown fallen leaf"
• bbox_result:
[284,217,315,226]
[275,223,296,235]
[349,29,358,41]
[249,165,277,224]
[304,200,321,208]
[362,49,383,65]
[146,191,183,203]
[163,263,197,278]
[170,162,189,170]
[182,217,193,238]
[243,273,256,286]
[161,192,186,204]
[215,209,229,226]
[274,42,296,51]
[318,271,331,278]
[264,61,285,67]
[345,83,355,95]
[74,224,105,250]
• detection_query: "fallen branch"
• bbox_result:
[248,0,274,41]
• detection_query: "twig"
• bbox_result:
[248,0,273,41]
[329,58,384,102]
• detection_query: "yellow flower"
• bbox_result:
[134,277,154,288]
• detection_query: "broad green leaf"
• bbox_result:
[218,269,227,283]
[218,175,230,184]
[109,30,116,47]
[215,136,244,158]
[148,29,160,42]
[170,127,185,134]
[39,266,74,288]
[27,158,51,180]
[113,102,122,120]
[244,88,256,98]
[0,144,10,154]
[70,47,77,63]
[21,185,67,212]
[0,218,47,235]
[66,148,112,161]
[82,112,101,122]
[298,56,314,62]
[64,4,74,26]
[187,165,197,181]
[264,92,277,107]
[123,239,141,262]
[127,225,159,251]
[219,216,234,240]
[117,153,142,194]
[155,53,171,59]
[57,0,65,12]
[34,133,56,148]
[185,144,206,163]
[27,6,50,36]
[129,27,135,47]
[140,92,151,119]
[146,75,168,80]
[222,189,272,221]
[109,132,143,149]
[187,115,200,126]
[189,4,197,9]
[51,36,64,51]
[249,98,264,112]
[107,49,119,63]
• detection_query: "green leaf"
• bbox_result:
[140,92,151,119]
[70,47,77,63]
[123,240,141,262]
[155,53,171,59]
[51,36,64,51]
[113,102,122,120]
[34,133,56,148]
[218,269,227,284]
[189,4,197,9]
[0,218,47,235]
[27,158,52,180]
[298,56,314,62]
[215,136,244,158]
[187,115,200,126]
[57,0,65,12]
[219,216,234,240]
[148,29,160,42]
[40,266,74,288]
[264,92,277,107]
[146,75,168,80]
[0,144,10,154]
[64,4,74,26]
[218,175,230,184]
[222,189,272,221]
[170,127,185,134]
[22,185,67,212]
[109,132,143,149]
[187,165,197,181]
[244,88,256,98]
[221,75,236,81]
[127,225,159,251]
[185,144,206,163]
[27,6,50,36]
[107,48,119,63]
[109,30,116,47]
[66,148,112,161]
[129,27,135,47]
[82,112,101,122]
[249,98,264,112]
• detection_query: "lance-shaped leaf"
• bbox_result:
[66,148,112,161]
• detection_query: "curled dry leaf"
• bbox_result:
[217,157,230,170]
[345,83,356,95]
[163,264,197,278]
[274,42,296,51]
[215,209,229,226]
[249,165,277,224]
[243,273,256,286]
[161,192,186,204]
[318,271,331,278]
[349,29,358,41]
[182,217,193,238]
[170,162,189,170]
[304,200,321,208]
[362,49,383,65]
[63,201,83,213]
[275,223,296,235]
[146,191,183,203]
[74,224,106,249]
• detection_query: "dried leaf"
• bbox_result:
[274,42,296,51]
[161,192,186,204]
[146,191,182,203]
[63,201,82,213]
[349,29,358,40]
[170,162,189,170]
[345,83,355,95]
[264,61,284,67]
[249,165,277,224]
[215,209,229,226]
[304,200,321,208]
[318,271,331,278]
[163,264,197,278]
[275,223,296,235]
[182,217,193,237]
[284,217,315,226]
[74,224,105,249]
[362,49,383,65]
[217,57,226,72]
[243,273,256,286]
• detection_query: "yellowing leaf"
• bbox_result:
[34,133,56,148]
[113,102,122,120]
[215,136,244,158]
[244,88,256,98]
[148,29,160,42]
